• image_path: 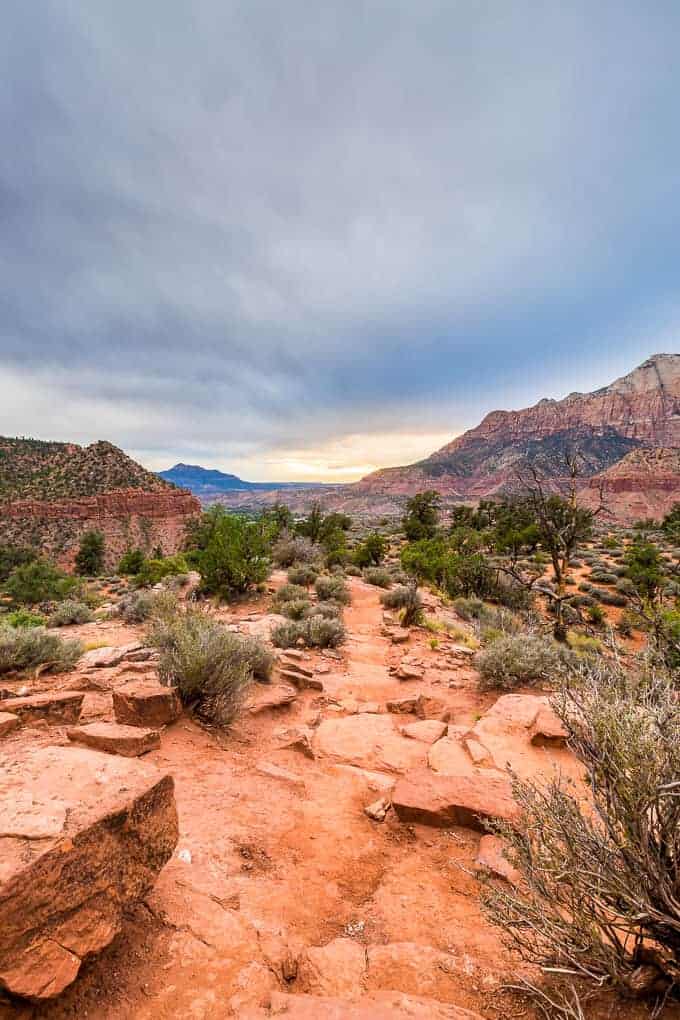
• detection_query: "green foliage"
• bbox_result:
[362,567,392,588]
[116,589,178,624]
[624,539,666,602]
[353,532,387,568]
[0,624,82,675]
[48,600,94,627]
[476,633,572,691]
[662,502,680,542]
[380,583,424,626]
[314,575,351,604]
[196,510,272,598]
[271,615,346,649]
[118,548,146,575]
[4,559,79,605]
[402,490,441,540]
[4,609,46,628]
[273,583,308,606]
[280,597,311,620]
[0,544,38,583]
[75,530,105,576]
[135,553,190,587]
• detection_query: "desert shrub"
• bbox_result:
[116,589,178,624]
[615,577,635,595]
[380,583,423,626]
[362,567,392,588]
[75,530,105,576]
[0,625,82,675]
[136,553,190,588]
[476,633,572,691]
[163,572,191,590]
[272,533,319,568]
[592,587,627,607]
[566,631,602,657]
[4,559,79,605]
[148,607,268,724]
[314,575,350,604]
[484,664,680,1007]
[345,564,361,577]
[306,600,341,620]
[0,544,38,583]
[48,600,94,627]
[287,564,317,587]
[589,570,618,585]
[196,513,271,598]
[577,581,594,593]
[273,583,308,606]
[271,620,303,648]
[567,593,595,608]
[118,548,146,575]
[280,597,311,621]
[353,532,387,568]
[452,596,486,621]
[4,609,46,628]
[586,604,605,626]
[616,608,638,637]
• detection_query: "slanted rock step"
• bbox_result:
[0,691,84,726]
[113,682,182,727]
[67,722,161,757]
[392,768,520,830]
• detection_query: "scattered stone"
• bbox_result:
[475,834,521,884]
[401,720,447,744]
[529,705,569,746]
[390,627,411,644]
[274,727,315,759]
[246,683,298,715]
[256,762,306,789]
[415,694,450,722]
[67,722,161,757]
[0,712,20,737]
[280,656,314,678]
[364,797,390,822]
[278,668,324,691]
[1,691,84,726]
[448,644,475,658]
[395,662,424,681]
[386,695,418,715]
[356,701,383,714]
[392,768,519,830]
[0,745,178,1000]
[113,683,182,727]
[126,648,153,662]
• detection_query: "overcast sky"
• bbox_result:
[1,2,679,480]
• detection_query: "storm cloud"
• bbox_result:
[2,1,679,478]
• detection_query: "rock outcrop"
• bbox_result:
[0,745,178,999]
[581,447,680,522]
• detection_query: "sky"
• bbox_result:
[1,2,679,482]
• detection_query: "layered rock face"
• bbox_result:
[0,438,201,568]
[581,447,680,522]
[0,745,178,999]
[355,353,680,503]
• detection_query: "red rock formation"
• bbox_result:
[581,447,680,522]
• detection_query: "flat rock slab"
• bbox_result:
[401,720,447,744]
[529,705,568,746]
[242,990,484,1019]
[0,712,19,737]
[80,643,143,669]
[113,682,182,727]
[0,745,178,1000]
[313,714,427,774]
[392,768,520,830]
[67,722,161,757]
[0,691,84,726]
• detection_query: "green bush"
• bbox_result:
[4,609,46,628]
[75,530,105,576]
[273,583,308,607]
[592,587,627,607]
[287,564,317,587]
[586,604,605,626]
[280,597,311,620]
[476,633,572,691]
[4,559,80,605]
[380,583,423,626]
[353,532,387,568]
[135,553,190,587]
[314,575,350,604]
[271,620,302,648]
[306,600,341,620]
[363,567,392,588]
[118,548,146,575]
[0,625,82,675]
[197,512,271,598]
[116,589,178,624]
[0,544,38,583]
[272,615,346,649]
[148,607,269,725]
[48,600,94,627]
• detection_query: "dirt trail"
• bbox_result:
[2,578,675,1020]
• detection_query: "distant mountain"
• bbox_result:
[0,438,199,569]
[353,353,680,500]
[158,463,328,501]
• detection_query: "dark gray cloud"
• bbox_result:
[1,1,679,477]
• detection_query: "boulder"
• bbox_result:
[113,682,182,727]
[313,715,427,774]
[401,720,447,744]
[279,668,324,691]
[395,662,424,681]
[246,683,298,714]
[415,694,451,722]
[386,695,418,715]
[392,769,519,830]
[529,705,569,746]
[364,797,391,822]
[80,643,142,669]
[274,726,315,758]
[0,691,84,726]
[67,722,161,757]
[390,628,411,645]
[0,712,20,737]
[0,745,178,999]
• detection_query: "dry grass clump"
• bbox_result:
[47,600,93,627]
[0,624,82,675]
[314,574,351,604]
[272,615,346,649]
[475,632,572,690]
